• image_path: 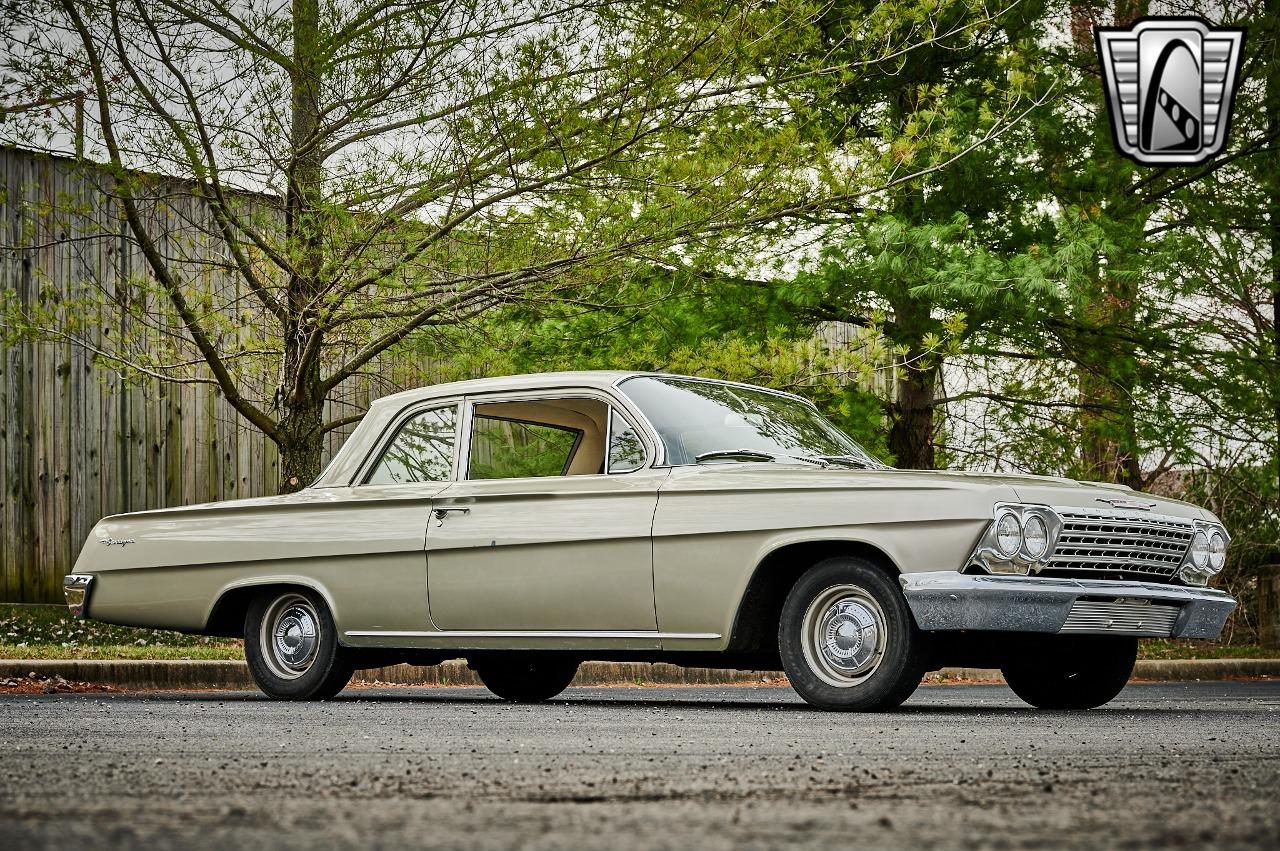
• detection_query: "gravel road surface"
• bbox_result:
[1,681,1277,850]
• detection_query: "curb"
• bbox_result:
[0,659,779,691]
[924,659,1280,684]
[2,657,1277,691]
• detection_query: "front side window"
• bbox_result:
[365,405,457,484]
[618,376,881,467]
[468,416,581,479]
[607,410,646,473]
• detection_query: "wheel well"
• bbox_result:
[726,541,901,655]
[204,583,316,638]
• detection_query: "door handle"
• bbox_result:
[432,507,471,526]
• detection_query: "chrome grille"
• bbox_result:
[1045,508,1193,581]
[1060,600,1181,636]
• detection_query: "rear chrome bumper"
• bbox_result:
[63,574,94,618]
[900,571,1235,639]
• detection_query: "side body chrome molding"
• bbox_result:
[344,629,721,640]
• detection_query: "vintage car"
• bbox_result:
[64,371,1236,710]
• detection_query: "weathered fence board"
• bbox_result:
[0,145,882,605]
[0,146,440,602]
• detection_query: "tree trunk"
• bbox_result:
[278,0,327,493]
[278,397,326,491]
[1078,356,1140,487]
[1267,0,1280,497]
[1072,0,1146,491]
[885,288,939,470]
[888,358,938,469]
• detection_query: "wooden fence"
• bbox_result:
[0,146,436,602]
[0,145,885,605]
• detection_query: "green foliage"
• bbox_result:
[469,418,581,479]
[1175,463,1280,642]
[3,0,1278,637]
[0,604,241,659]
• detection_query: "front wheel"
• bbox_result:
[778,557,928,711]
[472,655,579,702]
[244,589,353,700]
[1001,635,1137,710]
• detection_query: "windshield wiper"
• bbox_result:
[816,454,876,469]
[694,449,779,463]
[694,449,833,467]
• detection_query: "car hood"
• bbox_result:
[667,464,1212,522]
[927,470,1207,520]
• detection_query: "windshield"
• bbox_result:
[618,376,881,467]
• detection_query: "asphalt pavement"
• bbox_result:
[1,681,1277,850]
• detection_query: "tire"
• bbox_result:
[244,588,353,700]
[472,655,579,702]
[778,557,927,711]
[1001,635,1137,710]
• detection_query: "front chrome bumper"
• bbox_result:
[900,571,1235,639]
[63,574,94,618]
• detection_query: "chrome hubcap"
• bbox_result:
[261,594,320,680]
[800,585,887,688]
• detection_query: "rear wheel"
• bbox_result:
[1001,635,1137,710]
[244,589,353,700]
[778,557,927,711]
[472,655,579,702]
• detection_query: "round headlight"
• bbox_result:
[1023,514,1049,559]
[1188,531,1210,569]
[995,512,1022,556]
[1208,531,1227,573]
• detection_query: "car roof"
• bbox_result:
[368,370,810,411]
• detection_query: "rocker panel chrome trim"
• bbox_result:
[344,629,721,639]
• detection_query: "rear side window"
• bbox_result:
[468,416,581,479]
[365,405,457,484]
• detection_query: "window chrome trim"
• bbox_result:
[613,373,858,468]
[610,377,668,466]
[604,405,614,474]
[458,388,656,480]
[604,406,646,475]
[615,372,812,408]
[350,398,464,486]
[467,411,584,479]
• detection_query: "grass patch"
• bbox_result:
[0,603,242,661]
[2,603,1274,663]
[3,644,244,660]
[1138,639,1274,660]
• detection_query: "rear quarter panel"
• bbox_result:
[74,485,444,635]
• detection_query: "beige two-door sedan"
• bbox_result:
[64,372,1235,710]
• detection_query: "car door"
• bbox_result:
[426,393,665,633]
[333,400,461,636]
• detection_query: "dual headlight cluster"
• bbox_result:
[970,502,1230,587]
[1180,521,1229,586]
[971,503,1062,575]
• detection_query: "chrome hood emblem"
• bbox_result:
[1095,496,1157,511]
